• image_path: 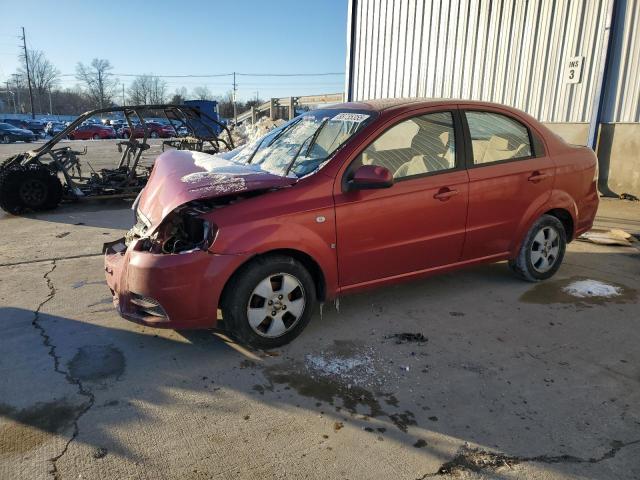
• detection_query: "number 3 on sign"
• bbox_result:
[566,56,584,84]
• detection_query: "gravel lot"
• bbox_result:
[1,140,639,479]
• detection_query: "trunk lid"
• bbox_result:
[138,150,296,227]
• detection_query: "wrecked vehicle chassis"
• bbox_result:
[0,104,234,214]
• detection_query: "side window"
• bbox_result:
[465,111,532,165]
[356,112,456,181]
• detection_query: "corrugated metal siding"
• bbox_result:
[602,0,640,122]
[350,0,613,123]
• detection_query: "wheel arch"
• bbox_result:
[510,189,578,257]
[219,248,329,314]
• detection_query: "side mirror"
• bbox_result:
[348,165,394,190]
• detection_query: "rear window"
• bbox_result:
[465,111,532,165]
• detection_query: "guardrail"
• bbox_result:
[236,93,344,124]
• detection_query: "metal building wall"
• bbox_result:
[348,0,613,123]
[602,0,640,122]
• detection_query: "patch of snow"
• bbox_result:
[231,117,285,146]
[305,352,377,386]
[562,279,621,298]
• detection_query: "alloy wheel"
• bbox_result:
[530,226,560,273]
[246,273,306,338]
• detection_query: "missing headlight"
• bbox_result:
[160,209,216,254]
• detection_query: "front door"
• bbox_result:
[334,110,469,288]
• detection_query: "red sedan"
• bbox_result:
[119,121,176,139]
[105,99,598,348]
[68,124,116,140]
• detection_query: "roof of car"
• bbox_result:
[325,98,519,113]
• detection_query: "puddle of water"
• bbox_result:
[68,345,125,382]
[520,276,636,306]
[0,400,83,454]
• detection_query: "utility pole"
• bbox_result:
[122,83,125,106]
[20,27,36,119]
[232,71,237,124]
[48,87,53,114]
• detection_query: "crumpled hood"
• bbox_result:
[137,150,296,226]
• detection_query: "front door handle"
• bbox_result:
[433,187,458,201]
[528,171,550,183]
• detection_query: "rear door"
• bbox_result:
[460,106,555,260]
[334,109,469,288]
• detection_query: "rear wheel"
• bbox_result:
[0,164,63,214]
[150,131,159,139]
[92,134,100,140]
[1,135,11,144]
[509,214,566,282]
[222,255,316,349]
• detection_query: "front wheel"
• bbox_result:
[509,214,566,282]
[222,255,316,349]
[92,134,100,140]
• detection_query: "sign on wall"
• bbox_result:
[566,56,585,84]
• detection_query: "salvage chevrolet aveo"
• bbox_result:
[104,99,599,348]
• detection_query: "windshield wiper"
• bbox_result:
[284,118,329,175]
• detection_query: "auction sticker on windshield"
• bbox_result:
[331,113,370,122]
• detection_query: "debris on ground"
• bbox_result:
[578,228,636,246]
[562,279,622,299]
[305,352,375,384]
[619,192,639,202]
[436,445,519,475]
[385,333,427,344]
[92,447,108,459]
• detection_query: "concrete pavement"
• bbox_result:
[1,190,639,479]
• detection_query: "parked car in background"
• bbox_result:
[68,123,116,140]
[104,99,599,349]
[45,121,67,137]
[119,121,176,139]
[0,122,37,143]
[2,118,46,137]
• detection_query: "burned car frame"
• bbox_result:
[0,104,234,214]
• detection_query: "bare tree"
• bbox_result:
[149,76,167,104]
[127,75,167,104]
[192,86,213,101]
[216,90,235,118]
[17,50,59,113]
[75,58,118,109]
[170,87,188,104]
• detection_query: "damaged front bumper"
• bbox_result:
[103,237,248,329]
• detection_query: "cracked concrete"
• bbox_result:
[29,261,96,479]
[1,182,639,479]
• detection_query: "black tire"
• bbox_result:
[1,135,12,144]
[221,255,317,349]
[92,134,100,140]
[509,214,566,282]
[150,131,159,139]
[0,164,63,214]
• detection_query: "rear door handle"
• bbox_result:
[528,171,550,183]
[433,187,458,201]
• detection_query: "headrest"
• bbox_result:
[488,135,509,150]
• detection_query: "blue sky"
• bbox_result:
[0,0,348,101]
